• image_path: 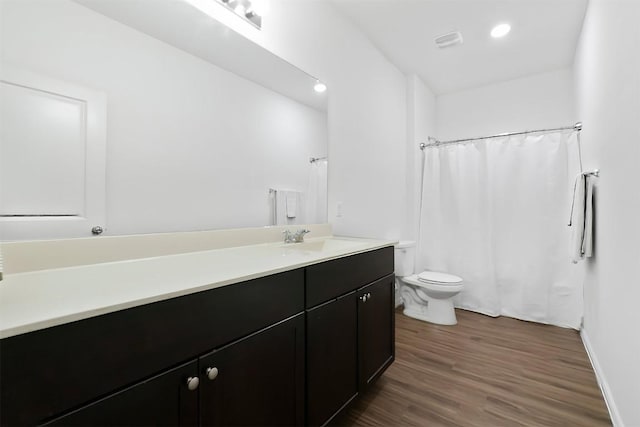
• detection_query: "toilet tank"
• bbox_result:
[394,240,416,277]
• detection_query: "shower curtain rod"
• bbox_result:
[420,122,583,150]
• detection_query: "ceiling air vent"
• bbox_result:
[435,31,463,49]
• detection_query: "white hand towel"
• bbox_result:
[569,173,585,263]
[583,175,595,258]
[286,192,297,218]
[569,173,594,263]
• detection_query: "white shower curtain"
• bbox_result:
[417,131,583,329]
[306,160,328,224]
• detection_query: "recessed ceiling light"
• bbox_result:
[314,81,327,93]
[491,23,511,38]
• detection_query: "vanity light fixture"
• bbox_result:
[217,0,263,29]
[233,3,246,15]
[249,0,268,16]
[314,81,327,93]
[491,23,511,38]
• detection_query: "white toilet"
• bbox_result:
[394,242,464,326]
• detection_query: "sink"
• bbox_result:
[278,238,364,255]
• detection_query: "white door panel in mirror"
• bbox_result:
[0,82,85,216]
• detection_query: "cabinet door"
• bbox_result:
[43,360,199,426]
[358,274,395,389]
[306,292,358,426]
[199,314,305,426]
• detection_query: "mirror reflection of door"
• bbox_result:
[0,67,107,240]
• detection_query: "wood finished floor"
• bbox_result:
[336,309,611,427]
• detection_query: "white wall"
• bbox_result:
[437,68,576,141]
[242,0,408,240]
[406,75,437,240]
[574,0,640,425]
[0,0,326,236]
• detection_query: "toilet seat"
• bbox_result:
[403,272,464,293]
[417,271,463,285]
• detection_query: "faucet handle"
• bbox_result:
[293,229,311,242]
[283,229,294,243]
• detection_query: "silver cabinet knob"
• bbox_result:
[91,226,104,235]
[367,292,371,299]
[206,367,219,381]
[186,376,200,391]
[360,295,368,302]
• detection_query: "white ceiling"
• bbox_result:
[331,0,588,95]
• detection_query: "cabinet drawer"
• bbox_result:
[305,247,394,308]
[1,269,304,426]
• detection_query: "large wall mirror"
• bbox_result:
[0,0,328,241]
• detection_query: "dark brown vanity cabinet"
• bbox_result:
[1,269,304,426]
[305,247,395,426]
[0,246,394,427]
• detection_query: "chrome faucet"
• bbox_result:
[294,229,311,242]
[283,229,311,243]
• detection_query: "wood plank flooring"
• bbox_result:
[335,309,611,427]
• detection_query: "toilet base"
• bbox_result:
[403,297,458,326]
[394,277,403,308]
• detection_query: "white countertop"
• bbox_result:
[0,236,395,339]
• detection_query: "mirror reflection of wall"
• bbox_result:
[270,156,327,226]
[0,0,328,241]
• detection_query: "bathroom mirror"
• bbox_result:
[0,0,328,241]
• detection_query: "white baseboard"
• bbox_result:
[580,329,624,427]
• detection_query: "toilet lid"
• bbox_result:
[417,271,463,284]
